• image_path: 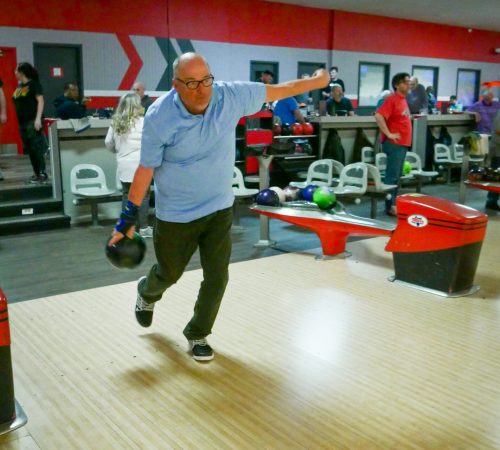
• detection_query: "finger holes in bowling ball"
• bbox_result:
[105,232,147,269]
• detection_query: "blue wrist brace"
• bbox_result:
[115,200,138,234]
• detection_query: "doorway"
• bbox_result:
[297,61,326,107]
[33,44,83,118]
[250,61,279,84]
[0,47,23,155]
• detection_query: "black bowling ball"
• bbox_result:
[467,166,485,182]
[483,167,495,181]
[281,123,291,136]
[105,232,146,269]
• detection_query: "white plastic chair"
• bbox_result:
[290,159,344,188]
[375,152,387,178]
[453,143,485,165]
[434,143,462,182]
[361,146,375,164]
[333,162,368,203]
[365,163,397,217]
[375,152,414,183]
[232,167,259,230]
[70,164,117,225]
[404,151,438,192]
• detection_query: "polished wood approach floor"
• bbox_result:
[1,217,499,449]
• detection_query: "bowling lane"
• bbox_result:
[3,217,500,449]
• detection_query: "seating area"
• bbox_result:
[433,143,463,182]
[232,167,259,231]
[365,163,397,218]
[70,163,120,226]
[404,151,439,192]
[290,158,343,188]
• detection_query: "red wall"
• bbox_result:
[333,11,500,63]
[2,0,499,61]
[0,0,168,36]
[168,0,332,49]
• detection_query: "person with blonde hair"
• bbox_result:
[105,93,153,237]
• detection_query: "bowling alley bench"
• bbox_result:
[48,119,124,225]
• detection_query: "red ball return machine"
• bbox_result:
[251,194,488,297]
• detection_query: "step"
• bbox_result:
[0,198,64,218]
[0,212,71,236]
[0,185,53,202]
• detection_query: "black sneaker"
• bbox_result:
[39,172,48,182]
[485,202,500,212]
[135,276,154,327]
[189,338,214,361]
[28,174,40,184]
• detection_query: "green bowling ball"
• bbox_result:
[313,186,337,210]
[403,161,412,175]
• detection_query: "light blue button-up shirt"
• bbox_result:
[140,81,266,223]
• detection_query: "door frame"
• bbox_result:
[33,42,84,95]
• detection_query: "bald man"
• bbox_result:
[467,89,500,134]
[132,81,153,112]
[406,76,428,114]
[110,52,329,361]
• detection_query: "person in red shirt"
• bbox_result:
[374,73,412,216]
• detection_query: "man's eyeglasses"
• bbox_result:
[175,75,214,90]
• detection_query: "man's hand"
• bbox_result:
[265,68,331,102]
[312,69,330,88]
[108,200,139,246]
[387,132,401,141]
[0,112,6,124]
[34,118,42,131]
[108,227,136,246]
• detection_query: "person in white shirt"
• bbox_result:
[105,93,153,237]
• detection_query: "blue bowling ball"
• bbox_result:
[256,188,280,206]
[302,184,319,202]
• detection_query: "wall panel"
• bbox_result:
[0,0,498,108]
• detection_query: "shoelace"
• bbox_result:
[136,296,154,311]
[191,339,208,347]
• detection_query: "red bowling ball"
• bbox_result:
[291,123,303,135]
[273,123,282,136]
[301,122,314,135]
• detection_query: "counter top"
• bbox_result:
[55,118,111,131]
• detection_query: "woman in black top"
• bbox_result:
[12,62,48,183]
